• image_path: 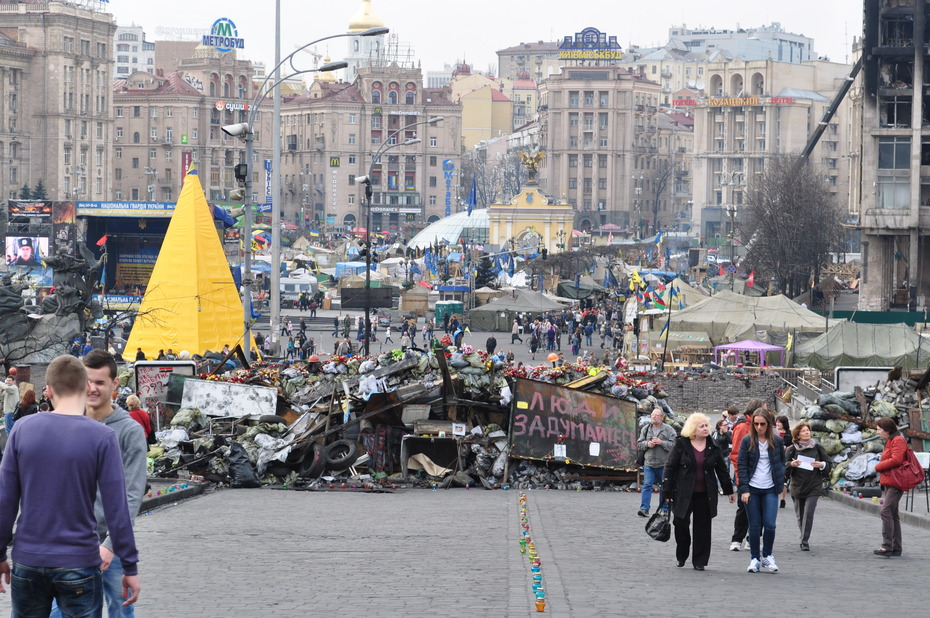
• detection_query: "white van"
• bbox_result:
[280,277,319,308]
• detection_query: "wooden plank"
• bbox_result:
[565,371,608,390]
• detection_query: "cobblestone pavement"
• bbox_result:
[0,488,923,617]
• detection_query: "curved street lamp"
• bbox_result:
[355,116,443,355]
[223,25,388,355]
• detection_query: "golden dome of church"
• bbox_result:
[348,0,384,33]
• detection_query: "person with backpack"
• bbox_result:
[784,422,830,552]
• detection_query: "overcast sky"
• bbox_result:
[107,0,863,75]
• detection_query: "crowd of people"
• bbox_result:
[638,397,916,573]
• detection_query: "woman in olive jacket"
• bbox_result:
[661,413,735,571]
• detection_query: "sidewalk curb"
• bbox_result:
[826,490,930,530]
[140,479,207,512]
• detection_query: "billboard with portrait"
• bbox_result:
[5,236,52,286]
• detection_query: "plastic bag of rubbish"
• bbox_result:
[804,405,829,420]
[832,449,850,463]
[491,445,510,478]
[465,353,485,369]
[822,404,847,416]
[817,393,859,415]
[610,384,629,399]
[322,362,338,374]
[170,407,205,429]
[821,434,844,456]
[471,443,492,472]
[870,399,898,418]
[806,418,828,432]
[631,386,649,399]
[228,442,260,488]
[840,428,863,444]
[499,384,513,406]
[825,419,850,433]
[830,460,849,485]
[359,359,377,374]
[845,452,881,481]
[448,353,469,369]
[655,398,676,419]
[862,440,885,454]
[155,427,188,448]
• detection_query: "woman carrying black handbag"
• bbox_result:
[661,413,735,570]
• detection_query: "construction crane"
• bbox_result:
[295,46,323,69]
[800,57,863,160]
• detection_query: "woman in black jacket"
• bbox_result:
[784,422,830,551]
[662,413,735,571]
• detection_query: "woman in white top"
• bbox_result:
[737,409,786,574]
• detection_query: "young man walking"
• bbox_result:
[0,355,141,614]
[66,350,148,618]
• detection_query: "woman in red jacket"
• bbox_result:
[873,418,907,557]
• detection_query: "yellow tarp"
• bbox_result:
[126,170,246,358]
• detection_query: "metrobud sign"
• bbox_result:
[215,100,252,112]
[202,18,245,53]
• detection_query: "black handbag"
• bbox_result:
[645,506,671,542]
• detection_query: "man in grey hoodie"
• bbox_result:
[83,349,147,617]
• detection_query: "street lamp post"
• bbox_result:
[632,174,644,239]
[223,26,388,355]
[354,116,443,356]
[726,203,737,291]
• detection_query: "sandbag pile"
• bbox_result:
[798,385,907,489]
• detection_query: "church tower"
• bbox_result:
[346,0,386,83]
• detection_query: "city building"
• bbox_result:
[851,1,930,311]
[537,65,663,232]
[111,44,272,204]
[278,62,462,235]
[686,58,853,242]
[666,23,816,64]
[496,40,562,82]
[114,25,155,77]
[0,0,116,201]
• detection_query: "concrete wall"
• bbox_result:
[652,372,783,413]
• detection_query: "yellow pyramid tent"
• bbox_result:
[126,169,246,358]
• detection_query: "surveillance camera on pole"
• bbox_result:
[355,175,370,184]
[222,123,250,138]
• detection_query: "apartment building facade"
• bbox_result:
[0,1,116,201]
[112,45,272,204]
[278,63,462,234]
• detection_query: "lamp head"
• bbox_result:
[355,175,370,184]
[222,123,251,137]
[319,60,348,72]
[403,138,421,146]
[360,27,390,37]
[427,116,444,124]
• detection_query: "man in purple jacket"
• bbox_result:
[0,354,141,615]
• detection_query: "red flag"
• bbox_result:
[96,234,108,246]
[747,270,755,287]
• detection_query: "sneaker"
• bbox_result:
[747,558,760,573]
[800,543,810,551]
[762,555,779,573]
[729,541,741,552]
[637,509,649,518]
[742,539,751,551]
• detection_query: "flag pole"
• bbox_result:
[659,283,674,371]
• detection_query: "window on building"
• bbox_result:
[569,155,578,168]
[878,136,910,169]
[430,156,437,166]
[429,176,437,187]
[568,178,577,189]
[598,178,607,190]
[132,132,140,143]
[569,113,578,127]
[132,158,139,169]
[429,195,437,205]
[348,133,356,145]
[583,155,592,168]
[133,106,140,117]
[430,136,437,147]
[348,154,356,164]
[115,168,122,180]
[348,113,357,124]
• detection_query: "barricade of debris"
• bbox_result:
[796,371,930,490]
[133,346,681,491]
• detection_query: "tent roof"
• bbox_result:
[469,288,563,313]
[794,322,926,372]
[714,340,785,352]
[669,290,830,345]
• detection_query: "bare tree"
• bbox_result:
[498,150,528,199]
[644,157,673,235]
[740,155,845,297]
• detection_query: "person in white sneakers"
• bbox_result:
[737,409,785,574]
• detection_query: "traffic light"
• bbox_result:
[541,248,548,260]
[234,163,248,183]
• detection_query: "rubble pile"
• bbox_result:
[135,347,681,490]
[798,376,924,489]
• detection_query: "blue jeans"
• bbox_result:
[11,562,102,618]
[746,486,779,559]
[641,466,664,511]
[50,556,133,618]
